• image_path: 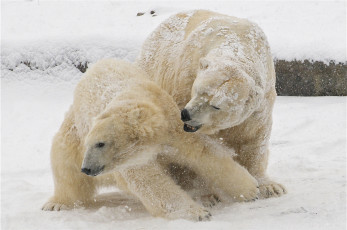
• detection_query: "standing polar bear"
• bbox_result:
[137,10,286,198]
[42,59,259,221]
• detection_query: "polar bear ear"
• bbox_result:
[199,58,210,70]
[129,104,167,140]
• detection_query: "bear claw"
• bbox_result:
[198,210,212,221]
[201,194,221,208]
[186,206,212,221]
[259,182,287,199]
[42,202,68,211]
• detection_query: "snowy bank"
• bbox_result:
[2,1,346,95]
[2,1,346,71]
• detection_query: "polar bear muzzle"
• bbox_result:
[183,123,202,132]
[181,108,203,132]
[81,165,105,176]
[81,144,108,176]
[181,108,191,122]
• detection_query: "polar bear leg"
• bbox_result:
[120,162,211,221]
[191,150,259,202]
[235,143,287,199]
[42,110,96,211]
[167,132,259,202]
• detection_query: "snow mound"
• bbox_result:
[1,1,346,81]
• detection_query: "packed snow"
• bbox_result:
[1,1,346,229]
[2,77,346,229]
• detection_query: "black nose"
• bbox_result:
[181,109,191,122]
[81,167,92,175]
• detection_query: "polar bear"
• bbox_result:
[136,10,286,198]
[42,59,259,221]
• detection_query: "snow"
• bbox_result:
[1,0,346,76]
[1,1,346,229]
[2,76,346,229]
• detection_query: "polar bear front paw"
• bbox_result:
[42,201,69,211]
[188,206,212,221]
[167,205,211,221]
[201,194,220,208]
[258,181,287,199]
[223,173,259,202]
[231,185,259,202]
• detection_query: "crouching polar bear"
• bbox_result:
[137,10,286,198]
[42,59,259,221]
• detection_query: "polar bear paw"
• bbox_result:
[169,205,211,221]
[258,181,287,199]
[201,194,221,208]
[223,174,259,202]
[231,185,259,202]
[42,201,69,211]
[187,206,212,221]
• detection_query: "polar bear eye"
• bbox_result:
[211,105,220,110]
[95,142,105,148]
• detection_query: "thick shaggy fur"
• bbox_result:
[42,59,259,221]
[137,10,286,198]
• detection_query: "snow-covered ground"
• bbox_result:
[2,77,346,229]
[1,1,346,229]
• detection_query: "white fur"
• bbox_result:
[137,10,286,198]
[42,59,259,221]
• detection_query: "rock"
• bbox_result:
[275,59,346,96]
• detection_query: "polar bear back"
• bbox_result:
[137,10,275,109]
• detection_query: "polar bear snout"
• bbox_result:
[183,123,202,132]
[81,167,92,175]
[81,147,106,177]
[181,109,191,122]
[182,108,203,132]
[81,165,105,177]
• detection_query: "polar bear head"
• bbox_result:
[181,58,263,134]
[81,101,167,176]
